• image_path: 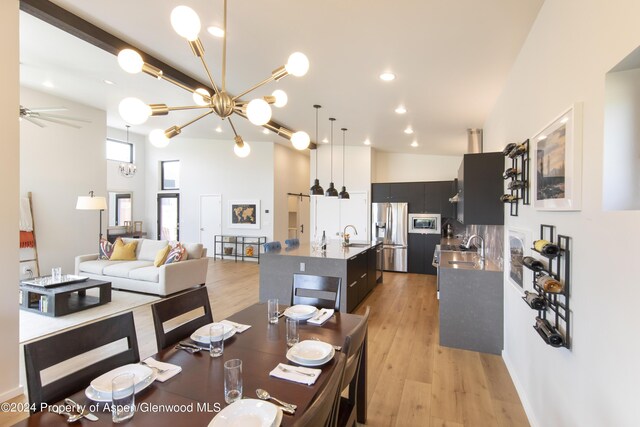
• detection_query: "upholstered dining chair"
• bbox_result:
[263,241,282,252]
[336,306,370,427]
[285,238,300,247]
[23,311,140,413]
[293,352,346,427]
[292,273,341,310]
[151,286,213,350]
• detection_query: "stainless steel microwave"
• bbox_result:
[408,213,441,234]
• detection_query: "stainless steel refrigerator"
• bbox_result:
[371,202,408,272]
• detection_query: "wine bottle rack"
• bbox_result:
[502,139,530,216]
[521,224,571,349]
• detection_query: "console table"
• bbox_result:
[214,235,266,263]
[19,279,112,317]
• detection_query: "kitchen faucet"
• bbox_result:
[464,234,485,262]
[342,225,358,246]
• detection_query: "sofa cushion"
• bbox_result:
[128,266,160,283]
[103,261,154,278]
[154,245,171,267]
[164,244,186,265]
[111,239,138,261]
[99,238,114,260]
[78,260,120,275]
[138,239,169,261]
[122,238,143,258]
[182,242,204,260]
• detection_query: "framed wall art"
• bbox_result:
[228,200,260,229]
[507,227,530,291]
[532,103,583,210]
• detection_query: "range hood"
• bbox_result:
[449,128,483,203]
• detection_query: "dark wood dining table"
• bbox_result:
[13,303,367,426]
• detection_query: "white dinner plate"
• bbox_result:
[90,364,154,394]
[283,305,318,321]
[85,369,157,402]
[208,399,281,427]
[286,340,335,366]
[191,323,236,345]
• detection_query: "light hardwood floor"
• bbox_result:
[1,259,529,427]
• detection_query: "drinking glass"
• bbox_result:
[111,373,135,423]
[51,267,62,282]
[286,318,299,347]
[224,359,243,404]
[267,298,279,324]
[209,323,225,358]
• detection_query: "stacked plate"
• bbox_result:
[191,323,236,345]
[209,399,283,427]
[283,305,318,321]
[85,364,157,402]
[286,340,335,367]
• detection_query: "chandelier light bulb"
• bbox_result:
[193,88,211,106]
[246,98,272,125]
[234,141,251,157]
[170,6,201,41]
[118,97,151,125]
[117,49,144,74]
[149,129,170,148]
[285,52,310,77]
[291,131,310,150]
[272,90,288,108]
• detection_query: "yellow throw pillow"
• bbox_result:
[110,239,138,261]
[154,245,171,267]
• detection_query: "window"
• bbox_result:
[115,193,132,225]
[161,160,180,190]
[106,138,133,163]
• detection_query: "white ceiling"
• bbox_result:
[20,0,544,155]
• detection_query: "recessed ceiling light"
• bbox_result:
[103,79,115,85]
[322,138,329,144]
[262,128,269,134]
[364,139,371,146]
[215,126,223,133]
[207,26,225,38]
[538,135,547,140]
[379,72,396,82]
[560,117,569,124]
[395,106,407,114]
[404,126,414,134]
[411,141,418,147]
[42,81,54,88]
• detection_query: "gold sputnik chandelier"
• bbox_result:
[116,0,311,157]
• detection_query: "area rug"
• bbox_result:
[20,289,160,343]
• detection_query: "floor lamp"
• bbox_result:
[76,190,108,242]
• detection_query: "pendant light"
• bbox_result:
[310,105,324,195]
[325,118,339,197]
[338,127,350,199]
[118,125,137,177]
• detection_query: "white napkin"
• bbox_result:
[220,319,251,333]
[143,358,181,382]
[269,363,321,385]
[307,309,335,326]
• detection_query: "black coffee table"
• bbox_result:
[19,279,112,317]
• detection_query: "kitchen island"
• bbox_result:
[259,241,382,312]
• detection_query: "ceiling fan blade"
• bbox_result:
[22,116,46,127]
[38,113,91,123]
[29,106,68,112]
[34,116,82,129]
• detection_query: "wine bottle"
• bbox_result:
[508,141,528,158]
[502,143,517,156]
[535,316,564,347]
[500,194,518,203]
[533,239,560,256]
[321,231,327,252]
[503,167,518,179]
[524,290,547,310]
[508,180,527,190]
[522,256,546,272]
[536,274,564,293]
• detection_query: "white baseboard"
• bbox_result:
[502,350,540,427]
[0,385,24,403]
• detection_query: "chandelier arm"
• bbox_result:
[175,110,215,132]
[232,74,277,102]
[166,105,213,112]
[227,116,240,137]
[198,56,221,97]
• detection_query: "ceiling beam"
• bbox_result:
[19,0,316,149]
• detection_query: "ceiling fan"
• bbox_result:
[19,105,91,128]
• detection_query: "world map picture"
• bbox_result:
[231,203,256,225]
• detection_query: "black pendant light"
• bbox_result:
[338,127,350,199]
[310,105,324,195]
[325,118,339,197]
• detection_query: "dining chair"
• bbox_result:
[151,286,213,350]
[293,352,346,427]
[292,273,341,310]
[23,311,140,413]
[336,306,370,427]
[263,241,282,252]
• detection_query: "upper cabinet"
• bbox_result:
[455,153,504,225]
[372,181,455,217]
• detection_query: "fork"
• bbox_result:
[310,337,342,351]
[49,407,83,422]
[141,360,171,373]
[174,344,200,354]
[278,365,316,377]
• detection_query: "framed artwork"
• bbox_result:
[507,227,530,291]
[532,103,583,210]
[228,200,260,229]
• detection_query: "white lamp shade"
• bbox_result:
[291,131,310,150]
[149,129,171,147]
[193,88,211,106]
[246,99,272,125]
[285,52,309,77]
[117,49,144,74]
[272,90,288,108]
[119,97,151,125]
[171,6,201,41]
[234,141,251,157]
[76,196,107,210]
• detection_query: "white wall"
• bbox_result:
[106,127,146,224]
[145,137,276,245]
[483,1,640,425]
[373,151,461,182]
[20,87,107,273]
[273,144,310,243]
[0,0,21,402]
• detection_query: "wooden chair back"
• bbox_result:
[151,286,213,350]
[23,311,139,413]
[292,274,341,310]
[293,352,346,427]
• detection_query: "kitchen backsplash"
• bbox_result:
[465,224,504,269]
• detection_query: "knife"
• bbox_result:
[65,398,98,421]
[179,340,207,350]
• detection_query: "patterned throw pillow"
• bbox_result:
[99,238,114,260]
[164,243,186,265]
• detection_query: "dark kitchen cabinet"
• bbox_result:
[371,183,390,202]
[372,182,425,212]
[408,234,439,275]
[456,153,504,225]
[367,245,377,296]
[346,251,367,312]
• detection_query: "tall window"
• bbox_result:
[161,160,180,190]
[106,138,133,163]
[115,193,132,225]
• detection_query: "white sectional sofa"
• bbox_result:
[75,238,208,296]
